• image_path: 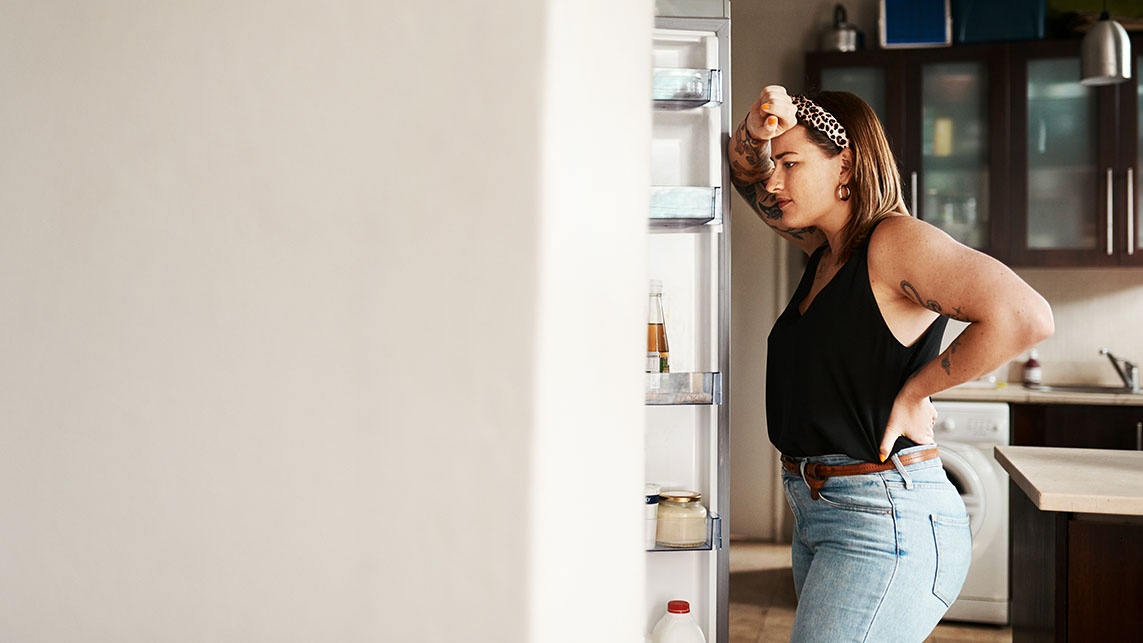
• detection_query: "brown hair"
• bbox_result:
[799,91,907,261]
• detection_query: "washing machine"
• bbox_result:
[932,400,1009,625]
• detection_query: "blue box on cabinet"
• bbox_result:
[880,0,952,48]
[952,0,1046,43]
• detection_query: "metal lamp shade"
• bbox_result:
[1081,11,1131,86]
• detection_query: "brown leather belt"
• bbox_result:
[781,447,940,500]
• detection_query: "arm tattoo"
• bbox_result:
[747,185,784,221]
[940,337,963,375]
[728,119,821,245]
[899,280,970,322]
[729,117,773,184]
[732,183,817,240]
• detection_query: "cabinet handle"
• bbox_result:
[1128,167,1135,256]
[1137,421,1142,451]
[1107,168,1115,256]
[910,171,918,218]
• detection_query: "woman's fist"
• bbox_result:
[746,85,797,141]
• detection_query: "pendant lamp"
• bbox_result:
[1080,7,1131,86]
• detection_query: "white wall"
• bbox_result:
[0,2,648,641]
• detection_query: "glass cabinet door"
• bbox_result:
[1024,58,1101,252]
[919,62,989,249]
[815,60,908,162]
[821,66,887,126]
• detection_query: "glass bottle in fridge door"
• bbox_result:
[647,279,670,373]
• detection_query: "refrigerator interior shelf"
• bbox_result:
[648,512,722,552]
[645,372,722,405]
[650,186,722,228]
[652,68,723,109]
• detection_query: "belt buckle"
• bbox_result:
[802,461,827,482]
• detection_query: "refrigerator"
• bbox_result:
[645,1,731,640]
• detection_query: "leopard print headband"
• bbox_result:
[792,95,850,150]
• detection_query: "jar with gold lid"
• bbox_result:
[655,490,707,548]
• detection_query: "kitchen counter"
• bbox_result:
[933,382,1143,406]
[994,446,1143,515]
[996,445,1143,642]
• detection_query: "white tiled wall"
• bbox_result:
[1013,268,1143,386]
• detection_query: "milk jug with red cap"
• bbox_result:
[650,600,706,643]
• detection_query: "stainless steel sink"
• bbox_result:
[1023,349,1143,395]
[1024,384,1141,395]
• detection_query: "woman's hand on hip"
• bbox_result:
[746,85,797,141]
[879,392,937,462]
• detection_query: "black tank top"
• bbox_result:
[766,220,948,461]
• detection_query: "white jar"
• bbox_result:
[655,491,707,548]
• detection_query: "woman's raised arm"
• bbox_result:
[728,85,824,254]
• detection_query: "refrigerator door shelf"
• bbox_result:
[650,186,722,228]
[647,512,723,552]
[653,68,723,109]
[646,372,722,405]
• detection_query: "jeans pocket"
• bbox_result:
[930,513,972,607]
[816,478,894,515]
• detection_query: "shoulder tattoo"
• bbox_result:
[899,280,969,322]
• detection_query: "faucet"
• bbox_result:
[1100,348,1140,392]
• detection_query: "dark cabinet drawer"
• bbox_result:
[1012,404,1143,450]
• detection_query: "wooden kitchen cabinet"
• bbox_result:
[1000,446,1143,642]
[1066,518,1143,642]
[1011,485,1143,643]
[806,35,1143,267]
[1012,403,1143,450]
[1008,38,1143,267]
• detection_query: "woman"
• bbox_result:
[729,86,1053,642]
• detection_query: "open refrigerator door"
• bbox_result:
[645,2,730,641]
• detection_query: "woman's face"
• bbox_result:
[765,125,848,229]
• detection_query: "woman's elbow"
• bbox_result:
[1023,295,1055,345]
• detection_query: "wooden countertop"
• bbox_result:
[933,383,1143,406]
[994,445,1143,516]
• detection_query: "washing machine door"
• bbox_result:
[937,443,1005,547]
[938,441,1010,616]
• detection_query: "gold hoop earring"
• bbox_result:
[837,184,852,201]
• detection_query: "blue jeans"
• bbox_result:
[780,445,972,643]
